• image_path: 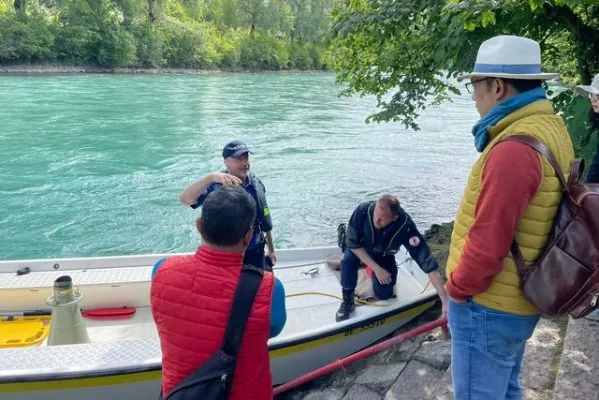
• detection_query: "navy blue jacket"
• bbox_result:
[345,201,439,274]
[191,172,273,250]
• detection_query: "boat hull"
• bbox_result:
[0,300,436,399]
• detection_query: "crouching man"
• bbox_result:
[336,194,448,322]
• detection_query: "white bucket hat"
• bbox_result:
[576,73,599,97]
[457,35,560,82]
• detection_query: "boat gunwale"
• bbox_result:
[0,293,439,385]
[0,246,341,273]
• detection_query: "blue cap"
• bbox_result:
[222,140,253,159]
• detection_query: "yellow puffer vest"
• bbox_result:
[447,99,574,315]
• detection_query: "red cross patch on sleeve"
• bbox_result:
[409,236,421,247]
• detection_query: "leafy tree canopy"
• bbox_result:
[330,0,599,132]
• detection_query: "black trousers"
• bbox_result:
[243,242,266,269]
[340,249,397,300]
[586,141,599,183]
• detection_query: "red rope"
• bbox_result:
[273,317,448,396]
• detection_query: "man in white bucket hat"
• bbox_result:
[445,35,575,399]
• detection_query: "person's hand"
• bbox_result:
[440,296,448,317]
[373,266,392,285]
[267,251,277,266]
[210,172,242,186]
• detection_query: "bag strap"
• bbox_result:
[510,241,527,277]
[501,135,566,276]
[502,135,568,191]
[220,265,264,356]
[159,265,264,400]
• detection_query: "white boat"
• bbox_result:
[0,246,440,400]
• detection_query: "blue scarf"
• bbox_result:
[472,87,547,152]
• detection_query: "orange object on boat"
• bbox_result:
[82,307,136,320]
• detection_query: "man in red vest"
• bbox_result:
[151,185,286,399]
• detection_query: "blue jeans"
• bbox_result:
[448,298,540,400]
[340,249,397,300]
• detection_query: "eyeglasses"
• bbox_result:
[465,77,492,94]
[589,92,599,101]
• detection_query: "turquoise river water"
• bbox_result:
[0,72,480,260]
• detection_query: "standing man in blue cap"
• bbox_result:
[180,140,276,269]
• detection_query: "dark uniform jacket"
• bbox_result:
[345,201,438,273]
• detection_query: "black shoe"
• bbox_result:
[335,289,356,322]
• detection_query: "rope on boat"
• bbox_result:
[285,292,389,307]
[284,255,433,306]
[420,280,431,293]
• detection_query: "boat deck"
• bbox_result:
[0,247,436,381]
[0,266,151,290]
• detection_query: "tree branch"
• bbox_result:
[542,3,599,82]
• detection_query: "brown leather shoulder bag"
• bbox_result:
[504,135,599,318]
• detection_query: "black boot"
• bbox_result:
[335,289,356,322]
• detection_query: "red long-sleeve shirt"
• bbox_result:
[446,141,543,301]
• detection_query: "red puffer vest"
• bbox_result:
[150,245,274,399]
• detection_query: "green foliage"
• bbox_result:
[0,12,55,62]
[221,0,237,27]
[552,89,598,169]
[97,27,138,67]
[0,0,333,70]
[289,41,329,70]
[133,23,166,67]
[290,41,313,69]
[331,0,475,130]
[158,19,219,68]
[331,0,599,135]
[239,34,289,69]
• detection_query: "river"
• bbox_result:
[0,72,479,260]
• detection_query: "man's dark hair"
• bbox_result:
[199,186,256,246]
[377,194,400,215]
[499,78,543,94]
[483,78,543,94]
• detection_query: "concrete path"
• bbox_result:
[280,307,598,400]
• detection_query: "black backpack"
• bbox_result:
[160,265,264,400]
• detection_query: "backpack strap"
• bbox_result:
[510,241,528,277]
[502,135,568,191]
[157,265,264,400]
[220,265,264,356]
[501,135,567,276]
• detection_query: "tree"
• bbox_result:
[13,0,25,18]
[330,0,599,131]
[290,0,333,43]
[148,0,158,21]
[222,0,237,27]
[0,0,334,71]
[237,0,266,36]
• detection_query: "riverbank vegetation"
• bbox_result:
[2,0,598,161]
[331,0,599,161]
[0,0,334,70]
